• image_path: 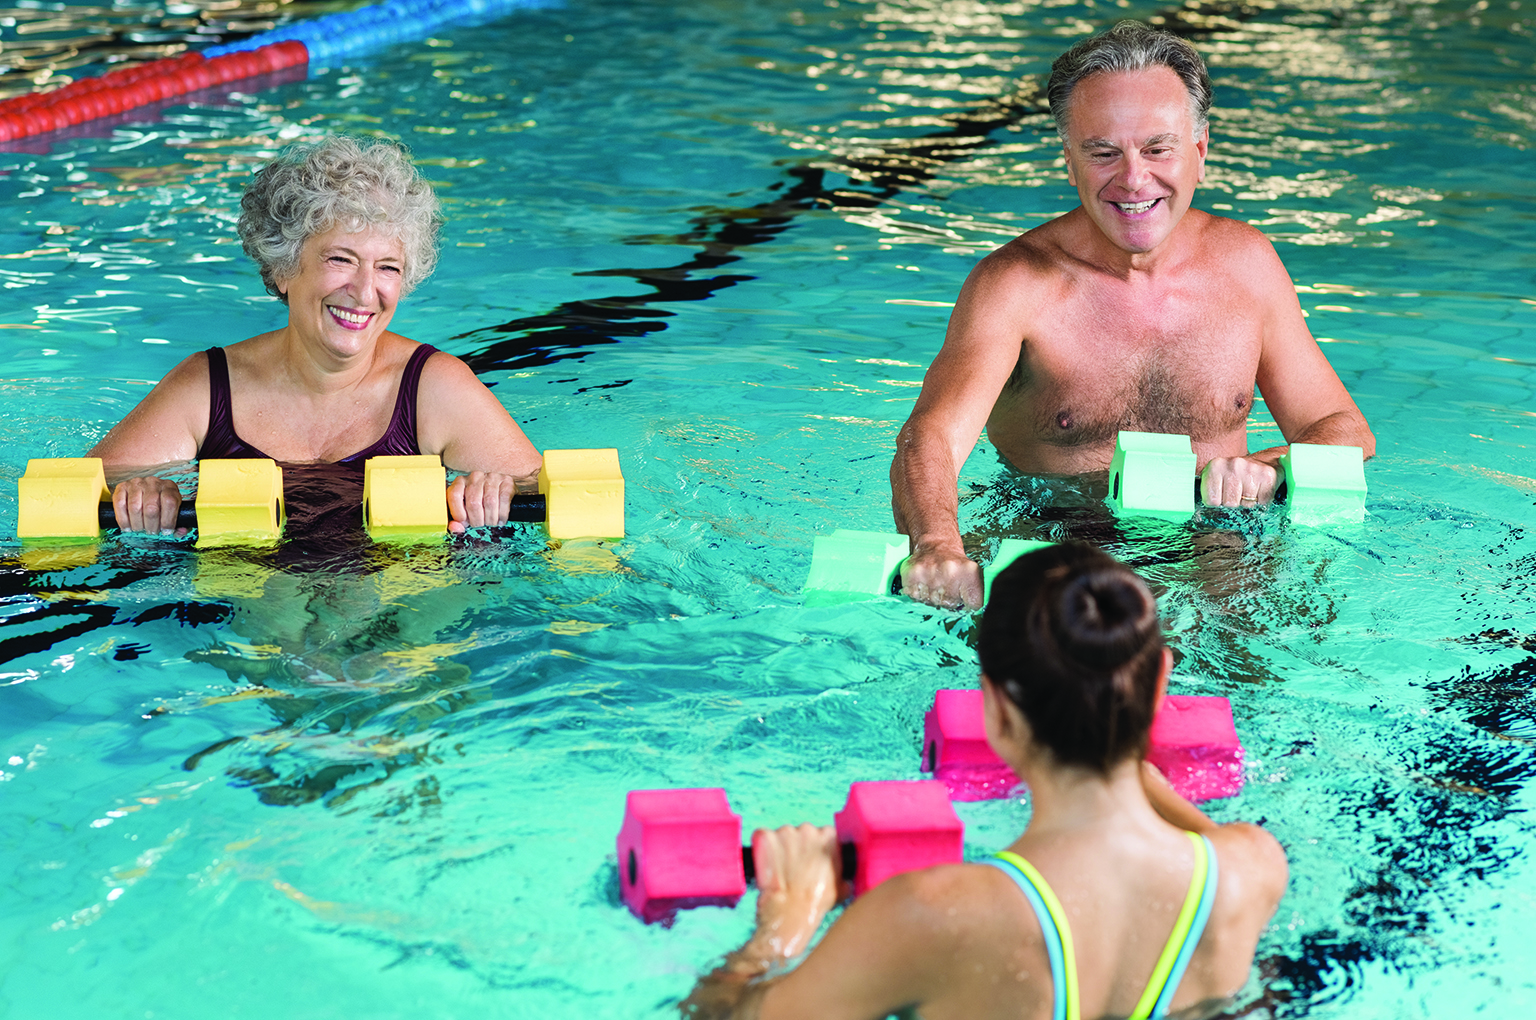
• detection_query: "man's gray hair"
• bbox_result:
[238,136,443,303]
[1047,21,1212,141]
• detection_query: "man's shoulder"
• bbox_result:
[964,216,1083,296]
[1186,209,1283,266]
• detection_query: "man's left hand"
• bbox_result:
[1200,456,1279,507]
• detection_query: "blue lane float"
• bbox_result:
[0,0,559,140]
[205,0,558,68]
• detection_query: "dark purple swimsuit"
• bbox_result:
[198,344,438,462]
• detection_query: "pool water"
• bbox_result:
[2,0,1534,1016]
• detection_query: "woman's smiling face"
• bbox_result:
[278,224,406,358]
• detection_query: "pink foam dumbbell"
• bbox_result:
[921,689,1244,802]
[616,780,964,924]
[617,788,747,924]
[1144,694,1245,802]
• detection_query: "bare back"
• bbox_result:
[764,812,1283,1020]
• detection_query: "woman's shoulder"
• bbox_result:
[862,860,1047,949]
[1203,821,1289,953]
[1209,823,1288,904]
[152,347,215,395]
[410,341,501,405]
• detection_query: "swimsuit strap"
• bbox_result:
[1128,832,1219,1020]
[340,343,437,462]
[200,346,273,460]
[985,852,1081,1020]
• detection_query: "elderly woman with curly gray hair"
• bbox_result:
[90,134,539,534]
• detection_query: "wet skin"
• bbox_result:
[89,224,542,534]
[889,68,1374,608]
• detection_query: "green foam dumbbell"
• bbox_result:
[803,529,910,607]
[1279,443,1366,525]
[803,531,1051,607]
[1106,430,1197,520]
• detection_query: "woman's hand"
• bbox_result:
[747,824,844,963]
[111,476,187,535]
[446,471,521,533]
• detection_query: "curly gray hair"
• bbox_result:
[238,136,443,303]
[1048,21,1212,142]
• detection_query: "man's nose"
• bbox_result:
[1120,153,1153,191]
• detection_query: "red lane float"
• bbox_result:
[0,41,308,143]
[921,688,1246,803]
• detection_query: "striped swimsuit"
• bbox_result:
[982,832,1219,1020]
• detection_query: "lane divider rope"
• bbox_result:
[0,0,552,143]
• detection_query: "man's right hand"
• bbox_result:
[899,544,984,610]
[111,476,186,534]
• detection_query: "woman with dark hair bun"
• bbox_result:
[682,543,1288,1020]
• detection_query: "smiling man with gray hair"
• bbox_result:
[890,21,1374,608]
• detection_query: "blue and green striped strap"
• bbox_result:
[984,851,1080,1020]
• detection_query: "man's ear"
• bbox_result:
[1194,125,1209,183]
[1063,144,1077,187]
[1152,646,1172,716]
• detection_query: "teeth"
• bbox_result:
[1115,199,1157,213]
[330,307,370,324]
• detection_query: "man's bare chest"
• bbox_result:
[997,306,1263,450]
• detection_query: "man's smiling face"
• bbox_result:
[1062,66,1208,256]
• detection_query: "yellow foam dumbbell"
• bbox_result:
[362,454,449,539]
[15,456,282,548]
[538,448,625,540]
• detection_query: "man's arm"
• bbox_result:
[1201,233,1375,506]
[892,253,1033,608]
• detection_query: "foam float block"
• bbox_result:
[195,458,284,547]
[981,538,1054,604]
[17,457,111,540]
[921,689,1244,803]
[804,529,910,607]
[1279,442,1366,526]
[832,780,963,897]
[1107,430,1196,520]
[1144,694,1245,802]
[919,689,1019,800]
[363,454,448,539]
[539,448,624,540]
[616,788,745,924]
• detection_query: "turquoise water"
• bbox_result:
[2,0,1534,1016]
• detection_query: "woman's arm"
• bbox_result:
[414,352,543,532]
[680,828,967,1020]
[1139,761,1218,834]
[86,351,210,532]
[680,825,843,1020]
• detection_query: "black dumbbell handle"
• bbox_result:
[94,494,548,531]
[506,493,547,522]
[97,502,198,530]
[741,841,859,884]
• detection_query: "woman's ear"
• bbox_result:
[982,673,1026,752]
[1151,646,1172,716]
[981,674,1008,740]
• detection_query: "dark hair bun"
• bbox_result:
[1051,569,1158,671]
[979,543,1165,773]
